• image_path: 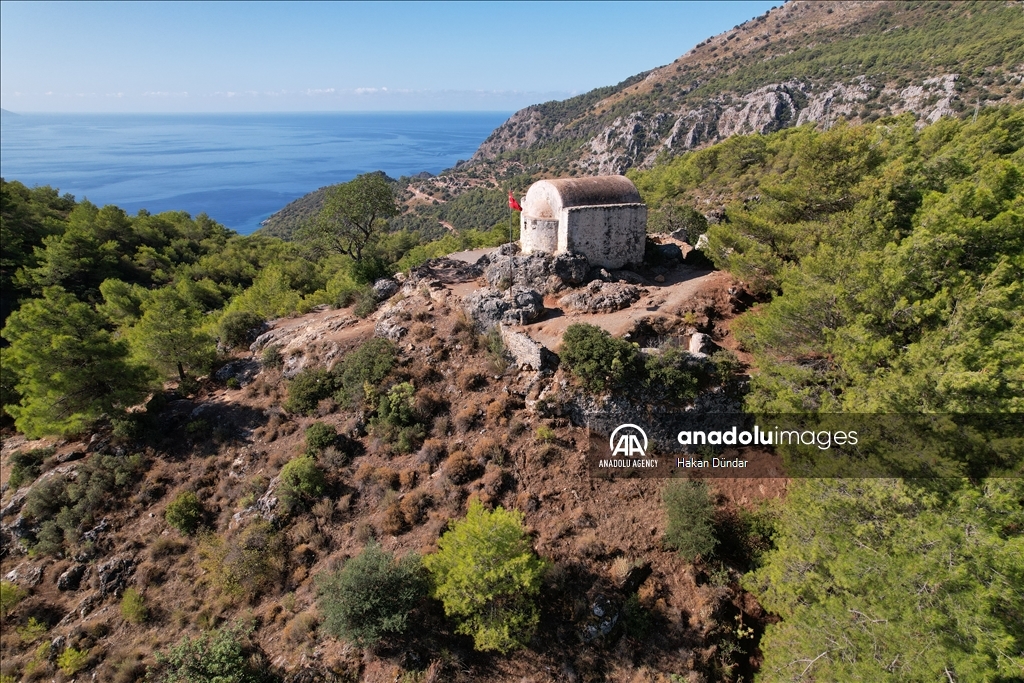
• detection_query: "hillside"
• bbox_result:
[2,106,1022,681]
[470,0,1024,176]
[260,0,1024,242]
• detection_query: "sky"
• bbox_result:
[1,1,778,113]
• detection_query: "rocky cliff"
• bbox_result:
[469,1,1024,175]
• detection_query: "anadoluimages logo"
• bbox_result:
[609,424,648,458]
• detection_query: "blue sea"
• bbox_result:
[0,111,511,234]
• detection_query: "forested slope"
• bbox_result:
[630,105,1024,681]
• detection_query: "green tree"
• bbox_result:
[1,287,153,436]
[316,542,427,647]
[746,479,1024,682]
[424,500,547,653]
[662,480,717,562]
[126,288,216,382]
[300,172,399,260]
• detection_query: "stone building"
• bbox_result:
[519,175,647,269]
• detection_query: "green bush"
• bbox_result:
[219,311,265,350]
[662,480,717,562]
[7,447,53,490]
[316,542,427,647]
[152,623,276,683]
[0,580,28,616]
[283,367,336,416]
[332,338,397,407]
[57,647,90,675]
[21,453,147,555]
[304,421,338,457]
[121,587,148,624]
[165,491,204,535]
[369,382,425,453]
[559,323,643,393]
[645,345,705,402]
[424,500,548,653]
[199,521,285,600]
[260,344,283,369]
[278,456,326,514]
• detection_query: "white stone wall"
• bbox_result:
[561,204,647,269]
[521,216,559,254]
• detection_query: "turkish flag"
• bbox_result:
[508,191,522,212]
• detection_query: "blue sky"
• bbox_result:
[1,1,778,112]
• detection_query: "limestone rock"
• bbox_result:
[57,564,87,591]
[559,282,641,314]
[96,555,135,597]
[214,359,260,386]
[689,332,713,357]
[551,253,590,285]
[372,278,399,301]
[463,287,545,331]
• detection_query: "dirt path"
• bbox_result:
[522,268,732,351]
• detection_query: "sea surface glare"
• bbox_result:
[0,111,511,234]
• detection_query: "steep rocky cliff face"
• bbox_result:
[469,1,1024,175]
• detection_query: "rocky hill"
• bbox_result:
[1,241,779,682]
[470,0,1024,176]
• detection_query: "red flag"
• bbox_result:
[508,191,522,212]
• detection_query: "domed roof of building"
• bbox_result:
[521,175,642,218]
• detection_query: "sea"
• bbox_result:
[0,111,512,234]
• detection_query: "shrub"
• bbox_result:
[445,451,481,484]
[8,447,54,490]
[151,623,274,683]
[219,311,266,350]
[0,580,27,617]
[424,500,548,653]
[304,422,338,457]
[278,456,326,514]
[284,367,336,416]
[121,587,148,624]
[22,453,147,555]
[645,344,704,402]
[662,480,717,561]
[560,323,643,393]
[370,382,425,453]
[332,338,397,408]
[316,542,427,647]
[260,344,283,369]
[199,521,285,599]
[57,647,90,675]
[165,491,204,535]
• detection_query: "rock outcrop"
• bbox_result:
[559,282,641,314]
[463,287,545,331]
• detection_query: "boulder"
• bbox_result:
[688,332,713,357]
[214,359,260,385]
[96,555,135,597]
[372,278,400,301]
[463,287,545,331]
[559,282,641,314]
[484,251,590,293]
[670,227,689,242]
[551,253,590,285]
[653,243,683,262]
[57,564,87,591]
